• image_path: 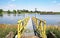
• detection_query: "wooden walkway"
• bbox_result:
[5,17,57,38]
[22,18,39,38]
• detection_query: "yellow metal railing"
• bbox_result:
[18,17,30,38]
[32,17,47,38]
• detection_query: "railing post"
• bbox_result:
[43,21,47,38]
[36,18,38,28]
[18,20,22,38]
[40,21,43,37]
[32,17,47,38]
[17,17,30,38]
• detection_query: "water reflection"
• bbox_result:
[0,13,60,25]
[0,14,3,17]
[13,14,16,16]
[8,14,10,16]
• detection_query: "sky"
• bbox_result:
[0,0,60,12]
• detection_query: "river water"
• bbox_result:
[0,13,60,25]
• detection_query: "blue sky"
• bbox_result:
[0,0,60,12]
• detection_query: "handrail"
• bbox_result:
[17,17,46,38]
[18,17,30,38]
[32,17,47,38]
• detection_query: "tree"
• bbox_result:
[13,10,16,14]
[0,9,3,16]
[0,9,3,14]
[22,9,29,13]
[17,10,21,14]
[7,10,11,14]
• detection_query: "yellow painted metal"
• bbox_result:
[18,20,22,38]
[18,17,46,38]
[32,17,38,28]
[18,17,30,38]
[32,17,47,38]
[43,21,47,38]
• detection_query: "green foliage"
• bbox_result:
[0,9,3,17]
[0,26,17,38]
[0,9,60,14]
[7,10,11,14]
[17,10,21,14]
[0,27,17,38]
[46,26,60,38]
[13,10,16,14]
[0,9,3,13]
[53,29,60,38]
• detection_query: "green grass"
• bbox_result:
[0,24,17,38]
[0,24,60,38]
[46,25,60,38]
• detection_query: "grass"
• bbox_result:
[0,24,60,38]
[46,25,60,38]
[0,24,17,38]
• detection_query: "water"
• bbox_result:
[0,13,60,25]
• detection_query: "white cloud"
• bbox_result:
[8,4,16,7]
[1,4,17,11]
[7,4,17,10]
[0,1,60,12]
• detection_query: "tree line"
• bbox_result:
[0,9,60,14]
